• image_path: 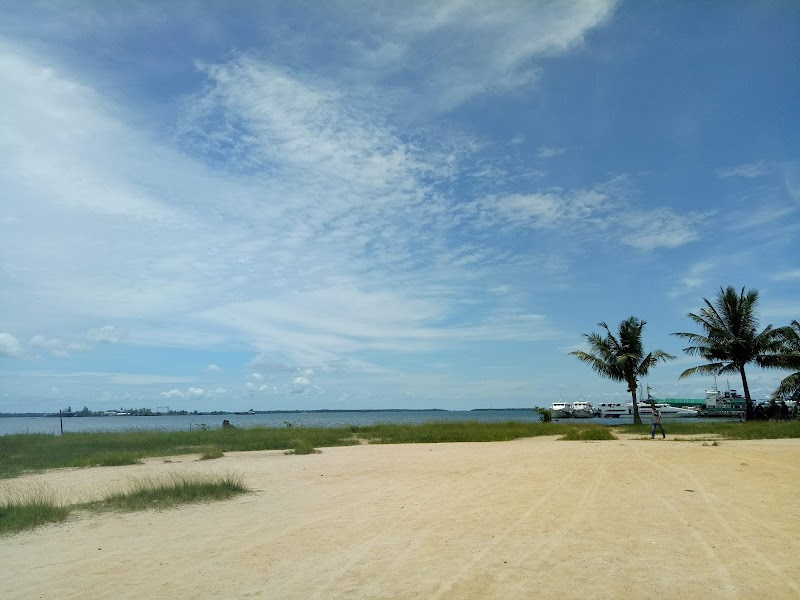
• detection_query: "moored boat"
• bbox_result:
[597,400,700,418]
[597,402,627,418]
[571,401,596,418]
[550,401,573,418]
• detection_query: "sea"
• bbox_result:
[0,409,714,436]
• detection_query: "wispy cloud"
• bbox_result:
[535,146,566,159]
[716,160,772,179]
[772,269,800,281]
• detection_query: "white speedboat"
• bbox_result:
[627,402,700,418]
[597,402,627,418]
[550,401,573,418]
[571,401,596,418]
[597,401,699,418]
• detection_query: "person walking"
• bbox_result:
[651,406,665,439]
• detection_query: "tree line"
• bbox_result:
[571,286,800,424]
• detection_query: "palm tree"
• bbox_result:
[571,317,675,425]
[772,320,800,402]
[672,286,790,420]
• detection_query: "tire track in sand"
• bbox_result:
[429,460,607,600]
[636,449,800,595]
[630,451,738,599]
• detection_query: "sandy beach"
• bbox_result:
[2,435,799,599]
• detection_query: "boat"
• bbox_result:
[598,401,699,418]
[630,402,700,418]
[597,402,627,418]
[571,400,596,418]
[550,401,573,418]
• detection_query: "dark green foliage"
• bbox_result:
[571,317,674,424]
[673,286,793,419]
[772,320,800,402]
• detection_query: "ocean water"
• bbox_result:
[0,410,655,436]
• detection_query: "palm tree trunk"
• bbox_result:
[739,365,753,421]
[630,386,642,425]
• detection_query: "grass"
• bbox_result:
[284,439,321,455]
[1,472,249,536]
[85,471,248,512]
[198,447,224,460]
[0,427,359,479]
[357,421,609,444]
[3,420,799,480]
[0,485,71,535]
[617,419,800,440]
[559,426,617,441]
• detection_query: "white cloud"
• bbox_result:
[0,333,23,357]
[29,335,72,357]
[108,374,195,385]
[247,373,264,381]
[159,388,184,399]
[535,146,566,159]
[342,0,619,111]
[772,269,800,281]
[206,363,222,372]
[86,325,122,343]
[716,160,771,179]
[187,387,205,398]
[615,208,702,251]
[466,177,703,251]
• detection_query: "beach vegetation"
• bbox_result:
[571,317,675,424]
[559,426,616,441]
[284,439,321,455]
[673,286,795,420]
[618,420,800,439]
[0,427,359,479]
[359,421,566,444]
[85,471,247,512]
[199,447,224,460]
[4,420,800,482]
[771,319,800,402]
[0,485,71,536]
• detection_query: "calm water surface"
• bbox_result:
[0,410,713,436]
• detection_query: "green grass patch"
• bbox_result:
[198,447,224,460]
[359,421,569,444]
[0,486,71,536]
[617,420,800,440]
[284,439,321,455]
[0,427,360,479]
[75,452,144,467]
[559,426,616,441]
[85,471,248,512]
[4,420,799,480]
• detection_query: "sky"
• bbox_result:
[1,1,798,413]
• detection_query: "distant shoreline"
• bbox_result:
[0,407,535,418]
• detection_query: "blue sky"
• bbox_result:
[1,1,798,413]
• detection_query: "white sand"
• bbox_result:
[2,436,799,599]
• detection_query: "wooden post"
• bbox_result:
[60,410,63,435]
